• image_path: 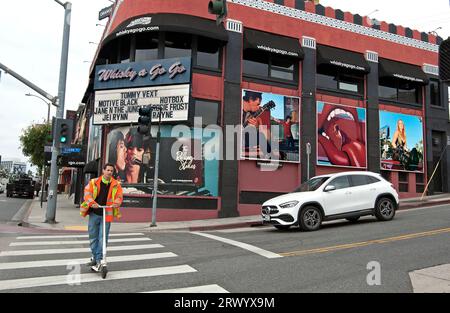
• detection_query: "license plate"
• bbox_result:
[263,215,271,222]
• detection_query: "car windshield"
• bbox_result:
[293,177,330,192]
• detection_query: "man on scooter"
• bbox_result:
[81,163,123,272]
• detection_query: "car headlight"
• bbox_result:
[279,201,299,209]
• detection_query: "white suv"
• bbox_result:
[262,171,399,231]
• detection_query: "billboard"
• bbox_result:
[241,89,300,163]
[94,84,190,125]
[379,111,424,172]
[317,102,367,168]
[106,125,218,197]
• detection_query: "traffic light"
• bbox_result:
[55,118,73,147]
[439,38,450,82]
[137,106,152,135]
[208,0,227,25]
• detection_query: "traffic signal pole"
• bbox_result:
[46,1,72,223]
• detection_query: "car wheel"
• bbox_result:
[346,217,360,223]
[375,197,396,221]
[274,225,291,230]
[298,206,322,231]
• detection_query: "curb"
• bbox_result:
[399,200,450,210]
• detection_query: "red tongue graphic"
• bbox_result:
[318,135,350,166]
[342,141,366,167]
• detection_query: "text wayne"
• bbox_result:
[95,90,187,121]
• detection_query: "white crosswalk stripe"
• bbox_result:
[144,284,229,293]
[10,237,151,246]
[0,244,163,256]
[0,233,228,293]
[0,265,197,291]
[16,233,145,240]
[0,253,177,270]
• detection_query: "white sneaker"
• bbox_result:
[91,262,101,272]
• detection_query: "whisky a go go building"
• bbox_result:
[78,0,450,222]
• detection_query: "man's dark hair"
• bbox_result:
[285,115,292,121]
[103,163,115,170]
[243,90,262,102]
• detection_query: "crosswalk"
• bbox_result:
[0,232,229,293]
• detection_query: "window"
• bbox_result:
[350,175,369,187]
[379,78,423,105]
[196,36,221,69]
[163,32,192,59]
[350,175,380,186]
[430,79,441,107]
[367,176,380,184]
[135,33,159,62]
[328,176,351,190]
[119,36,131,63]
[194,100,220,126]
[317,66,365,94]
[294,176,330,192]
[243,50,297,82]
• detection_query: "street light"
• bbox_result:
[25,93,51,124]
[46,0,72,224]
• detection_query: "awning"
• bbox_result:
[243,28,304,59]
[379,58,429,84]
[317,45,370,73]
[103,13,228,46]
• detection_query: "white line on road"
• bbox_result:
[144,284,229,293]
[0,265,197,291]
[0,244,164,257]
[9,237,151,246]
[0,252,177,270]
[16,233,145,240]
[191,232,282,259]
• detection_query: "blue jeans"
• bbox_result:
[88,212,111,262]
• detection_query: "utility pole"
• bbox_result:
[151,105,162,227]
[46,1,72,223]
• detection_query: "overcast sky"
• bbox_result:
[0,0,449,167]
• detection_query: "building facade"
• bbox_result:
[79,0,450,222]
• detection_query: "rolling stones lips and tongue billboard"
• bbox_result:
[317,102,367,169]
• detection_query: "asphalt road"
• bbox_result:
[0,203,449,294]
[0,193,31,223]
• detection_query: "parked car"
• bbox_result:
[262,171,399,231]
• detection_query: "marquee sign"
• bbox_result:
[94,57,191,90]
[93,84,190,124]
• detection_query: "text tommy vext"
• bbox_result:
[174,297,275,311]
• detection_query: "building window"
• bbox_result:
[195,36,221,70]
[243,50,297,82]
[194,99,220,126]
[163,32,192,59]
[119,36,131,63]
[379,78,422,105]
[430,79,441,107]
[317,66,364,95]
[135,33,159,62]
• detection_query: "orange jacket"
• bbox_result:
[80,176,123,222]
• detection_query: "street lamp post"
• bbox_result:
[46,0,72,223]
[25,93,51,123]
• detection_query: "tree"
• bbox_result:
[19,123,51,174]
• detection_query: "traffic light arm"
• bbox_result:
[0,61,56,104]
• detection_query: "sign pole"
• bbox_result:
[150,105,162,227]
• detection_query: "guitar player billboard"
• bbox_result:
[241,89,300,163]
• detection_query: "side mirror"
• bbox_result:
[324,185,336,192]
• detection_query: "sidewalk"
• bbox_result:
[23,193,450,233]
